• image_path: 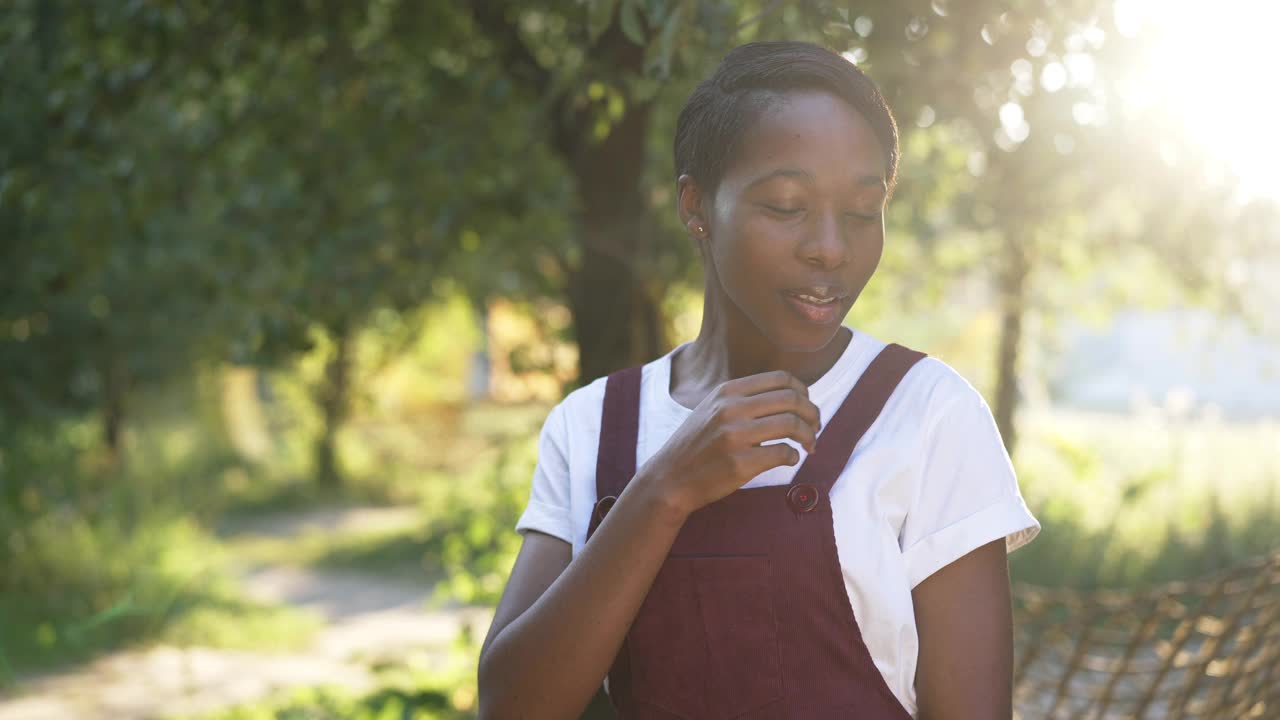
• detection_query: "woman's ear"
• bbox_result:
[676,174,708,239]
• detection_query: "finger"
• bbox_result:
[733,388,821,432]
[738,443,801,477]
[720,370,808,400]
[741,413,817,453]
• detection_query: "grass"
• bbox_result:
[176,628,484,720]
[215,398,550,511]
[224,520,440,577]
[0,510,321,680]
[0,384,545,681]
[222,432,540,608]
[0,381,323,682]
[1010,406,1280,588]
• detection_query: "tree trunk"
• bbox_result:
[563,91,663,383]
[567,219,663,383]
[101,350,127,461]
[993,233,1029,456]
[467,7,667,385]
[314,326,352,490]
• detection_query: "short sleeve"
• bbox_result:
[514,401,574,544]
[900,383,1040,589]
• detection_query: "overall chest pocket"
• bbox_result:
[626,554,783,719]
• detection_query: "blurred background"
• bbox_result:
[2,1,1278,718]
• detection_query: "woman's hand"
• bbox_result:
[640,370,821,515]
[477,370,819,720]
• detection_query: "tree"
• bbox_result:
[809,0,1269,451]
[5,0,1270,479]
[0,1,255,464]
[1,1,550,488]
[451,0,1274,451]
[189,2,581,487]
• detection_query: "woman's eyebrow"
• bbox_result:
[744,168,887,192]
[744,167,814,190]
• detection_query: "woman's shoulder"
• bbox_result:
[844,328,977,404]
[543,356,663,439]
[863,337,991,427]
[561,374,610,410]
[542,376,608,443]
[559,350,676,416]
[908,354,985,405]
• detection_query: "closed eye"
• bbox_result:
[763,204,804,216]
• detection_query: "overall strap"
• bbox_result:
[791,343,927,495]
[586,365,643,539]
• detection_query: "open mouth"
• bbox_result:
[782,290,848,324]
[792,293,839,305]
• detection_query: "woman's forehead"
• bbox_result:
[727,91,887,189]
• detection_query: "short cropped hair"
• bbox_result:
[674,41,899,198]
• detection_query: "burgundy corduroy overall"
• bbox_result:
[585,343,926,719]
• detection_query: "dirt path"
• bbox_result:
[0,507,490,720]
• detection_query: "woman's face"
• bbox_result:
[689,90,889,353]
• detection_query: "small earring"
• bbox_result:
[695,225,705,234]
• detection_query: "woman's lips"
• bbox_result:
[782,291,845,324]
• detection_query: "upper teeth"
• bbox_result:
[797,294,837,304]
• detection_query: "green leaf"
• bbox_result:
[653,2,682,78]
[620,0,645,45]
[587,0,618,43]
[644,0,668,27]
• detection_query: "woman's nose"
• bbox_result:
[799,211,847,269]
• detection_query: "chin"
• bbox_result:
[763,318,847,354]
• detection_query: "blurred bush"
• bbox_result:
[0,379,318,677]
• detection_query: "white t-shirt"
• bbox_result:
[515,327,1040,717]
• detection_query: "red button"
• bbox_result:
[787,483,820,513]
[594,495,618,521]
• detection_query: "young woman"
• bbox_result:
[477,41,1040,720]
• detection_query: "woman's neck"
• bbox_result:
[669,282,851,410]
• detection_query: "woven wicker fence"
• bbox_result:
[1011,551,1280,719]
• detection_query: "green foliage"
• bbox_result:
[422,443,533,606]
[0,491,319,676]
[304,417,540,606]
[182,627,482,720]
[1,1,221,431]
[183,682,472,720]
[0,378,318,677]
[1010,409,1280,588]
[4,0,1270,477]
[1,0,570,489]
